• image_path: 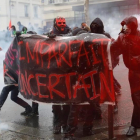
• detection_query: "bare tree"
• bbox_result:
[84,0,89,25]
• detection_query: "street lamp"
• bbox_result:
[9,0,14,22]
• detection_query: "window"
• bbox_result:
[63,0,69,2]
[129,5,138,15]
[24,5,29,17]
[48,0,54,3]
[34,6,38,18]
[74,11,85,24]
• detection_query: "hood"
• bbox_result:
[90,18,104,33]
[121,16,138,32]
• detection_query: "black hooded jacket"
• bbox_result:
[111,16,140,71]
[90,18,111,38]
[72,27,87,36]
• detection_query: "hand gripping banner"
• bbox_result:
[3,33,115,104]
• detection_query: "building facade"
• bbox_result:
[0,0,44,31]
[42,0,140,28]
[0,0,140,31]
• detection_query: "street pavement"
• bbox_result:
[0,56,139,140]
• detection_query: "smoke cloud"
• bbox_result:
[0,123,8,132]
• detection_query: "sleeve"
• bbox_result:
[111,35,122,58]
[110,35,123,68]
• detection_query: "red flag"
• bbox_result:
[9,20,12,30]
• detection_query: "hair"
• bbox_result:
[11,25,16,31]
[81,22,86,26]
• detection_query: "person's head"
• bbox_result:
[22,27,27,32]
[11,25,16,31]
[121,16,138,35]
[90,18,104,34]
[17,21,21,26]
[7,26,9,30]
[54,17,66,32]
[81,22,87,28]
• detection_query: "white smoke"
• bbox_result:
[0,14,140,92]
[0,123,8,132]
[0,40,11,91]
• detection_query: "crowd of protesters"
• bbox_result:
[0,15,140,139]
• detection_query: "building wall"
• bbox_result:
[0,1,9,31]
[42,0,84,27]
[0,0,43,31]
[1,0,140,31]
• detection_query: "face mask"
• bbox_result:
[91,23,99,33]
[55,18,66,31]
[123,25,131,34]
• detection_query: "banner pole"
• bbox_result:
[107,41,115,139]
[108,105,114,139]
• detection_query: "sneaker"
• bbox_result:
[126,126,136,136]
[53,125,61,134]
[21,106,32,116]
[62,125,67,133]
[64,126,77,134]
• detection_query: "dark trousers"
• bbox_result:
[52,105,70,126]
[129,70,140,128]
[0,85,30,109]
[131,91,140,128]
[67,104,94,132]
[32,102,39,112]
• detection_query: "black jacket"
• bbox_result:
[72,27,87,36]
[90,18,111,38]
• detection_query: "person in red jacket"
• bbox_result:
[111,16,140,136]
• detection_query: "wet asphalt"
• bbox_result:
[0,56,138,140]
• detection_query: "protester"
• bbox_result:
[63,27,95,140]
[5,27,11,42]
[21,28,39,116]
[81,22,87,29]
[48,17,71,134]
[17,21,24,32]
[50,17,71,36]
[90,18,111,38]
[111,16,140,136]
[0,47,31,114]
[11,25,16,37]
[90,17,121,113]
[81,22,90,32]
[28,23,34,31]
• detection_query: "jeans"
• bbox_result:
[0,85,30,109]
